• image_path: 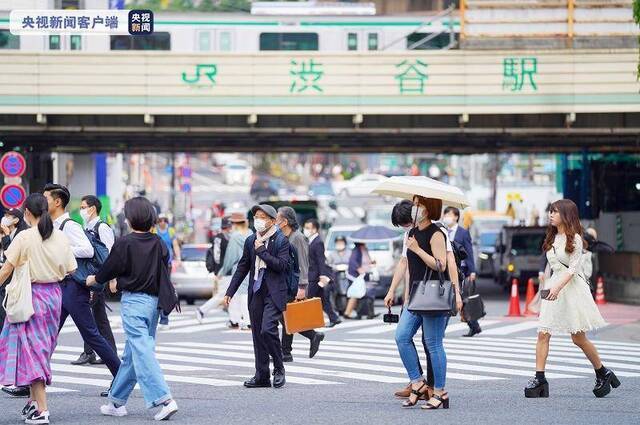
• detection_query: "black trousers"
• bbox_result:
[308,280,339,323]
[0,286,5,332]
[58,278,121,377]
[249,284,284,380]
[83,292,117,356]
[280,295,316,355]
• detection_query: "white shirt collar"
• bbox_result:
[309,233,319,243]
[450,224,459,233]
[85,215,100,230]
[53,212,70,227]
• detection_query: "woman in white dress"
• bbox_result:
[524,199,619,399]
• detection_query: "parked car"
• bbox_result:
[222,160,252,186]
[250,176,280,201]
[172,244,213,305]
[493,226,546,290]
[364,204,393,227]
[467,212,512,277]
[335,173,386,197]
[324,225,402,298]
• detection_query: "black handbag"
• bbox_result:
[461,279,486,322]
[407,259,457,316]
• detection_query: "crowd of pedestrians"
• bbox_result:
[0,180,622,423]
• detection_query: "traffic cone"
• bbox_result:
[595,276,607,305]
[524,278,537,316]
[506,278,523,317]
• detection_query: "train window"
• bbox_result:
[198,31,211,51]
[259,33,318,51]
[219,31,231,51]
[110,32,171,50]
[368,33,378,51]
[0,30,20,49]
[347,33,357,51]
[49,35,61,50]
[70,35,82,50]
[406,32,451,50]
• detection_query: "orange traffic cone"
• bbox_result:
[506,278,523,317]
[524,278,537,316]
[595,276,607,305]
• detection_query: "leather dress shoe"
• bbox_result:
[1,386,30,397]
[71,352,96,366]
[283,353,294,363]
[273,369,286,389]
[309,332,325,359]
[243,376,271,388]
[326,319,342,328]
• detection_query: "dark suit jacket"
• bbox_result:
[453,226,476,275]
[225,228,290,312]
[308,236,332,285]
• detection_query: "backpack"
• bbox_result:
[206,233,229,274]
[60,218,110,291]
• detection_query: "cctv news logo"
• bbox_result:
[9,9,153,36]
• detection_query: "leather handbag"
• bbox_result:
[408,259,457,316]
[283,297,325,334]
[461,279,486,322]
[2,262,35,324]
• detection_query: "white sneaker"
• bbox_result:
[195,308,204,324]
[25,410,49,424]
[21,400,38,420]
[100,402,128,417]
[154,400,178,421]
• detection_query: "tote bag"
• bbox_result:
[2,262,34,323]
[347,274,367,299]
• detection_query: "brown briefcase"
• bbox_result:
[283,297,325,335]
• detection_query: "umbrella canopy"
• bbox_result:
[371,176,469,209]
[348,225,402,244]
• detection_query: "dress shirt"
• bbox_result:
[54,212,94,259]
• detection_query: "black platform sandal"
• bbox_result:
[421,393,449,410]
[401,382,428,408]
[524,377,549,398]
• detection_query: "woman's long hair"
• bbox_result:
[542,199,584,254]
[24,193,53,241]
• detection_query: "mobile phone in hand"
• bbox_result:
[540,289,550,299]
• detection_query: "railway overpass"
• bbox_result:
[1,49,639,153]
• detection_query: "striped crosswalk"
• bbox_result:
[48,307,640,394]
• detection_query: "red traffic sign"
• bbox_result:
[0,184,26,209]
[0,152,26,178]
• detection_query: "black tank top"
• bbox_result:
[406,223,450,285]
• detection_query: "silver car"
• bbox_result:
[171,244,214,305]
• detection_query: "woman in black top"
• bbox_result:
[86,197,178,421]
[395,196,462,410]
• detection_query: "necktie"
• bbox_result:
[253,269,265,293]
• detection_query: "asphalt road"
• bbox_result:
[2,279,639,425]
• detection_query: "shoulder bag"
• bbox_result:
[2,262,34,323]
[407,258,457,316]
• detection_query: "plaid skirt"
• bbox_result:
[0,283,62,387]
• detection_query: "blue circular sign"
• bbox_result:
[0,184,26,209]
[0,152,26,178]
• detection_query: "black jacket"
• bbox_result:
[308,236,332,285]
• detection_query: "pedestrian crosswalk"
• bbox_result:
[47,307,640,394]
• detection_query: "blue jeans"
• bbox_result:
[109,292,172,409]
[422,314,448,390]
[395,308,432,384]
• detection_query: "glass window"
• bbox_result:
[55,0,81,9]
[110,32,171,50]
[259,33,318,51]
[70,35,81,50]
[368,33,378,50]
[347,32,357,51]
[219,31,231,51]
[406,32,451,50]
[198,31,211,51]
[0,30,20,49]
[49,35,61,50]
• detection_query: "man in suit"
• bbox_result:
[303,219,341,327]
[442,206,480,337]
[223,204,290,389]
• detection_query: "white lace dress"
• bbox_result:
[538,233,606,335]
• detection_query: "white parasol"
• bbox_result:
[371,176,469,209]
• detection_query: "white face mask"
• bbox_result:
[411,205,425,223]
[442,216,455,227]
[335,242,346,251]
[303,229,314,239]
[79,208,92,223]
[254,218,268,233]
[1,216,15,227]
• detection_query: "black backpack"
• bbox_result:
[206,233,229,274]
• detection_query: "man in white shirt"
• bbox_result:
[44,184,120,396]
[66,195,117,369]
